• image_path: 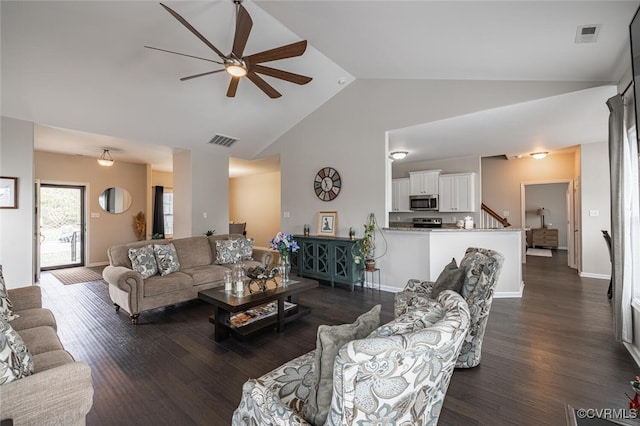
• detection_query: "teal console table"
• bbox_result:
[292,235,363,291]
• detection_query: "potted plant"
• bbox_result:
[353,213,378,271]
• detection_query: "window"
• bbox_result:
[163,190,173,238]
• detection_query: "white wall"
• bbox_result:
[0,117,35,287]
[173,148,230,238]
[580,141,612,279]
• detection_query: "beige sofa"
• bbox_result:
[103,234,273,324]
[1,286,94,425]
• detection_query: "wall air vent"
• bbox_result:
[208,134,238,147]
[575,24,601,44]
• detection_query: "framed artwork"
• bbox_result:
[0,177,17,209]
[317,211,338,237]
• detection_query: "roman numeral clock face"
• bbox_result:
[314,167,341,201]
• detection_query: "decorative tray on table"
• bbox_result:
[245,266,280,292]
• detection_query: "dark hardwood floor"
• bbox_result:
[38,251,637,425]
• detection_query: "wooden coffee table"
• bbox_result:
[198,275,318,341]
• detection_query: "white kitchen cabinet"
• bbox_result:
[439,173,476,212]
[392,178,411,212]
[409,170,441,196]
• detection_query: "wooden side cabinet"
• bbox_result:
[292,235,362,291]
[531,228,558,249]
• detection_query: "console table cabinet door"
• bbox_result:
[294,236,362,291]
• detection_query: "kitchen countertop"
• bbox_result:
[385,225,521,232]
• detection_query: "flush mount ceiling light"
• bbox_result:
[530,152,548,160]
[389,151,408,160]
[97,149,114,167]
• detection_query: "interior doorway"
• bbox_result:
[39,183,86,270]
[521,180,576,269]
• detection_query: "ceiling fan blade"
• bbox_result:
[226,77,240,98]
[144,46,224,64]
[160,3,226,59]
[252,64,312,85]
[232,4,253,58]
[245,40,308,64]
[180,69,225,81]
[246,72,281,98]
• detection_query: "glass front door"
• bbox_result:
[39,184,85,270]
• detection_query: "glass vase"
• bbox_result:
[279,253,291,284]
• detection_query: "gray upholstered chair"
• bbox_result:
[229,222,247,236]
[232,290,470,425]
[395,247,504,368]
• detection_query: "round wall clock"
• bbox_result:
[314,167,341,201]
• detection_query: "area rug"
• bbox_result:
[526,248,552,257]
[50,266,104,285]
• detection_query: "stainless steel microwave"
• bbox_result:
[410,195,438,211]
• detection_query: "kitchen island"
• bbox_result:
[376,227,524,297]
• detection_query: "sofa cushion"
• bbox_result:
[305,304,381,425]
[9,308,57,332]
[214,240,243,264]
[0,317,34,384]
[431,258,465,299]
[153,243,181,276]
[181,265,229,286]
[0,265,19,322]
[32,349,74,373]
[172,236,213,269]
[128,245,158,279]
[17,325,64,355]
[143,272,193,297]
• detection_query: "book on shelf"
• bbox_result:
[230,301,296,329]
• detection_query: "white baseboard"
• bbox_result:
[495,281,525,298]
[578,272,610,280]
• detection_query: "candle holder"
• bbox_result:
[303,224,310,237]
[349,227,356,240]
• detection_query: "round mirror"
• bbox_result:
[98,187,132,214]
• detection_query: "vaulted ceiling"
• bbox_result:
[2,1,638,174]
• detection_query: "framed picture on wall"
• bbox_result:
[0,177,17,209]
[317,211,338,237]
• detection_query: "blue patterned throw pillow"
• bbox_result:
[153,243,180,276]
[128,245,158,279]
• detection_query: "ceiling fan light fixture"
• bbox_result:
[97,149,114,167]
[389,151,408,160]
[225,63,247,77]
[530,152,548,160]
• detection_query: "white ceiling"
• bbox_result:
[2,1,639,175]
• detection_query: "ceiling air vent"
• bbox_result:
[575,24,601,44]
[208,134,238,148]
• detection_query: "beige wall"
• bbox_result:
[152,171,173,188]
[35,151,148,265]
[481,152,577,229]
[229,171,281,247]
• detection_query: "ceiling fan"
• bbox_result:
[145,1,313,98]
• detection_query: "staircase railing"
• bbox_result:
[480,203,511,228]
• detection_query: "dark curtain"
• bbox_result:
[153,186,165,237]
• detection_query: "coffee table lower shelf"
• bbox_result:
[209,305,312,337]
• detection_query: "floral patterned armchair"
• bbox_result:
[395,247,504,368]
[232,290,470,425]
